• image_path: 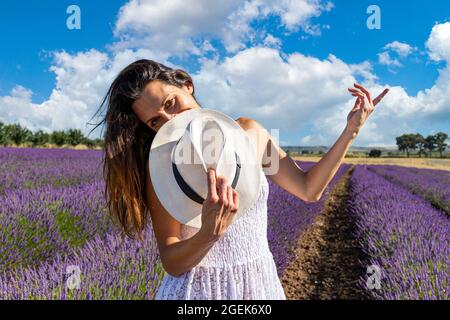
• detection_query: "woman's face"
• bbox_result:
[132,80,201,132]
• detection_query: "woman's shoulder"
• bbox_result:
[234,116,269,139]
[235,116,258,130]
[234,117,269,170]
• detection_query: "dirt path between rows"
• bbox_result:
[280,166,370,299]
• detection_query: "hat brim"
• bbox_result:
[149,108,262,229]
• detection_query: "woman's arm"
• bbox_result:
[306,84,389,200]
[301,125,356,201]
[240,83,389,203]
[145,162,218,277]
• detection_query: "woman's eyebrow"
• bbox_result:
[146,93,170,125]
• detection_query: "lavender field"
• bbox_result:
[348,165,449,299]
[0,147,448,300]
[367,165,450,215]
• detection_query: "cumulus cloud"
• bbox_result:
[426,22,450,62]
[0,48,170,137]
[378,40,417,68]
[263,34,282,49]
[384,41,415,58]
[113,0,334,55]
[378,51,402,67]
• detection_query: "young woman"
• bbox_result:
[90,59,389,299]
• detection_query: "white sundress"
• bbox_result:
[154,170,287,300]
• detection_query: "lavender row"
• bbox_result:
[0,147,103,194]
[0,227,164,299]
[268,161,352,276]
[347,165,449,299]
[367,165,450,215]
[0,181,116,273]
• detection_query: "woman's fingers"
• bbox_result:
[348,87,367,99]
[348,88,366,99]
[206,168,218,202]
[233,190,239,212]
[351,91,365,99]
[373,88,390,106]
[219,176,229,208]
[227,186,236,213]
[351,92,367,106]
[354,83,372,103]
[353,96,362,109]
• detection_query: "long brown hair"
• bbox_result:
[88,59,200,240]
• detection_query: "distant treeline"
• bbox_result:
[395,132,448,158]
[0,121,103,148]
[285,131,449,158]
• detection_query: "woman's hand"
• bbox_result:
[346,83,389,136]
[198,168,239,243]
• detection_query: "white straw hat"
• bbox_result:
[148,108,262,229]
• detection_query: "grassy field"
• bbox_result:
[292,156,450,171]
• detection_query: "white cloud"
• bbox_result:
[114,0,239,57]
[263,0,334,33]
[113,0,334,55]
[378,51,402,67]
[349,60,378,85]
[263,34,282,49]
[426,22,450,62]
[378,41,417,69]
[384,41,415,58]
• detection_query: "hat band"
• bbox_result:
[172,152,241,205]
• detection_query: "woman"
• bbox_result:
[90,59,389,299]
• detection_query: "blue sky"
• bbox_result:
[0,0,449,147]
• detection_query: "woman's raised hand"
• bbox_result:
[198,167,239,243]
[346,83,389,136]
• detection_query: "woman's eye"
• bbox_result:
[166,97,175,108]
[151,118,159,126]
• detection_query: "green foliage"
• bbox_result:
[54,209,87,248]
[0,121,7,145]
[369,149,382,158]
[31,130,50,146]
[66,129,84,146]
[0,123,32,145]
[396,132,449,158]
[51,130,67,146]
[0,120,103,149]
